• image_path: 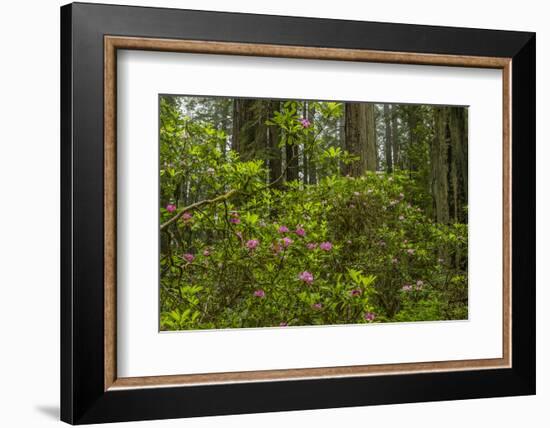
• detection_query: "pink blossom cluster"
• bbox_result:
[246,239,260,250]
[299,271,314,284]
[229,212,241,224]
[364,312,376,322]
[319,242,332,251]
[182,211,193,224]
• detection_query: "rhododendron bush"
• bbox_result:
[159,95,468,330]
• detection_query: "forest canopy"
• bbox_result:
[159,95,468,331]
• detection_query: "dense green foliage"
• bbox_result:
[159,96,468,330]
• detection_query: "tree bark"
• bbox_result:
[431,107,450,224]
[308,104,317,184]
[448,107,468,223]
[407,106,419,171]
[285,141,299,182]
[365,104,377,171]
[391,107,399,169]
[302,102,309,185]
[267,101,282,187]
[383,104,393,173]
[343,103,377,176]
[232,99,268,161]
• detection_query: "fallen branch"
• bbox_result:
[160,188,239,231]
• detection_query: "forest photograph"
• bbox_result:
[159,95,468,331]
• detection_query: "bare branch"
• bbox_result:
[160,188,239,231]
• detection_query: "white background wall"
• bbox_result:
[0,0,546,426]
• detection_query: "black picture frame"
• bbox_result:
[61,2,535,424]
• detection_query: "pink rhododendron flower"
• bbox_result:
[364,312,376,322]
[203,249,211,257]
[183,253,194,263]
[306,243,317,250]
[402,284,413,291]
[182,211,193,222]
[253,289,265,298]
[312,303,323,310]
[350,289,362,297]
[166,204,176,213]
[295,227,306,237]
[246,239,259,250]
[319,242,332,251]
[229,212,240,224]
[282,237,293,247]
[300,118,311,128]
[278,225,289,233]
[299,271,314,284]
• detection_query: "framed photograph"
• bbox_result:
[61,2,535,424]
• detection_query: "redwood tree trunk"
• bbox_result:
[384,104,393,173]
[267,101,282,187]
[344,103,377,176]
[448,107,468,223]
[391,108,399,169]
[431,107,450,224]
[308,104,317,184]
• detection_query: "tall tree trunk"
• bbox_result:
[344,103,365,176]
[286,144,299,182]
[431,107,450,224]
[219,101,231,157]
[232,99,251,157]
[302,102,309,185]
[365,104,377,171]
[267,101,282,187]
[407,106,419,171]
[308,104,317,184]
[344,103,377,176]
[448,107,468,223]
[391,107,400,169]
[338,108,345,176]
[232,99,268,161]
[384,104,393,173]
